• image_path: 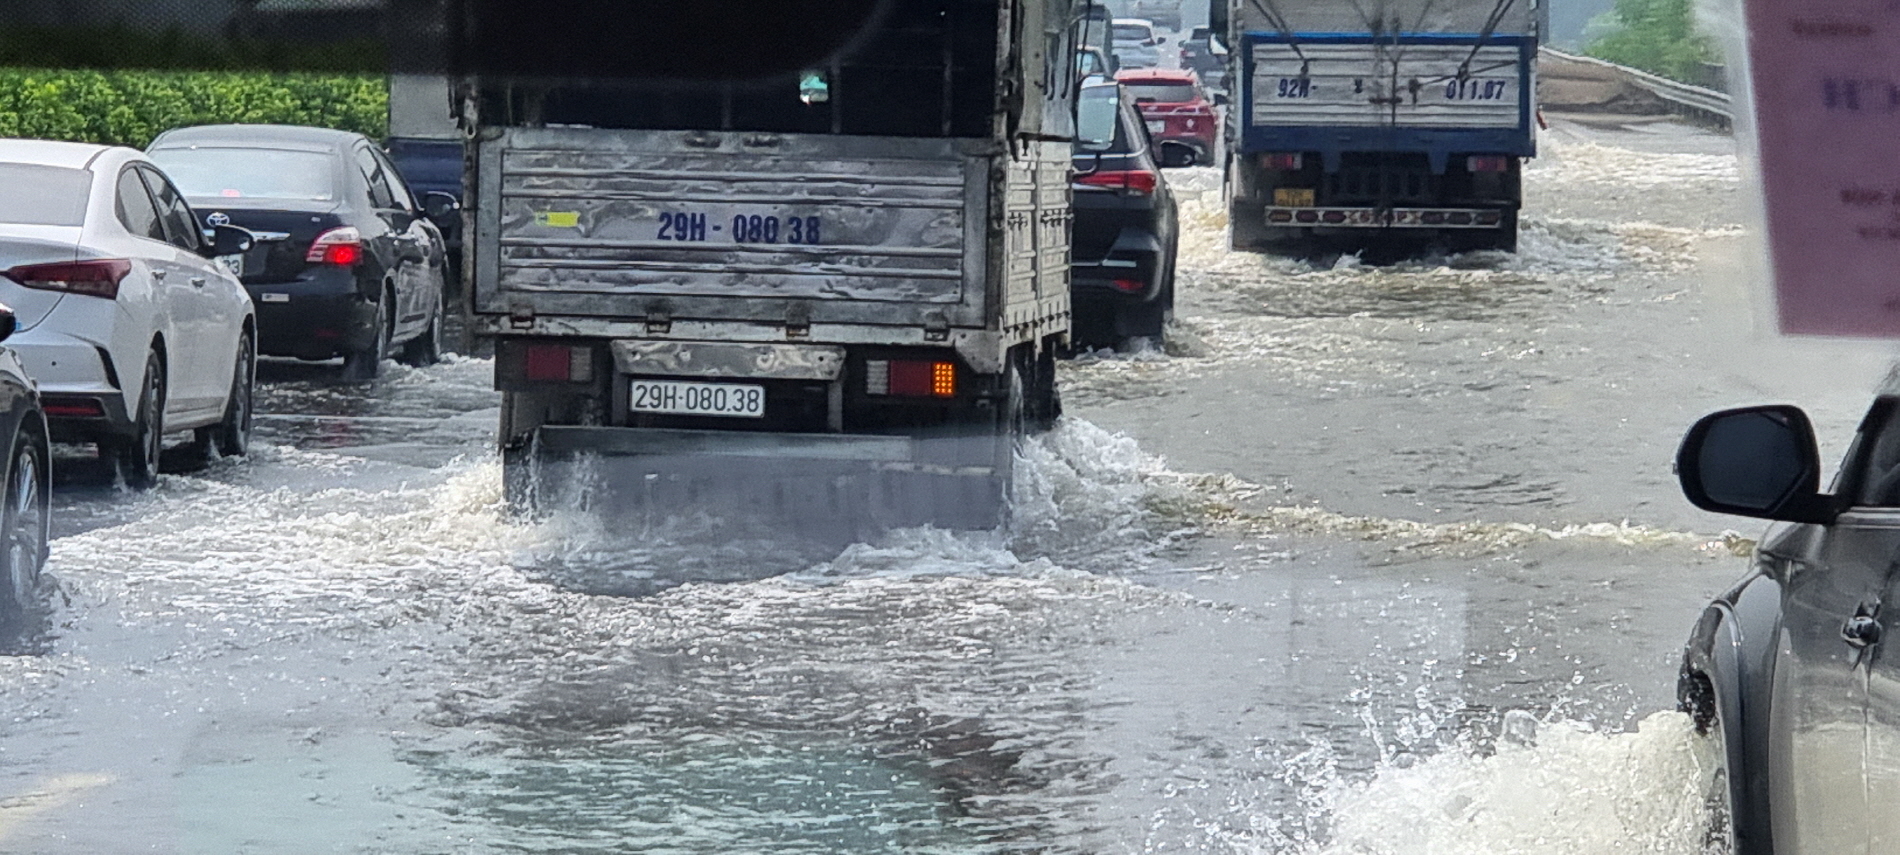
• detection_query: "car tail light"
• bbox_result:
[306,227,363,266]
[40,396,105,418]
[1261,153,1304,171]
[1112,278,1145,293]
[866,360,957,398]
[1467,155,1510,173]
[523,344,593,382]
[1075,169,1159,195]
[3,259,132,299]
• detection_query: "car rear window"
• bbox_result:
[1075,85,1126,153]
[147,147,337,202]
[1125,82,1198,103]
[0,164,90,226]
[1113,24,1151,41]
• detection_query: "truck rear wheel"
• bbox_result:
[499,389,553,513]
[1028,344,1061,433]
[1229,200,1273,253]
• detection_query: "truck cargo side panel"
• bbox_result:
[474,128,994,328]
[997,141,1073,342]
[1240,36,1534,159]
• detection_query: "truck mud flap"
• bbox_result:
[507,426,1011,542]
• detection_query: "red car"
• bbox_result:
[1114,68,1218,164]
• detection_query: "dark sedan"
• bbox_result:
[1070,78,1192,351]
[147,125,456,380]
[0,304,50,632]
[1676,395,1900,853]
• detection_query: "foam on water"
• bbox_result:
[1529,140,1738,190]
[1307,711,1719,855]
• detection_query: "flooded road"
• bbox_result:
[0,115,1883,853]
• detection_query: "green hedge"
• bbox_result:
[1584,0,1718,84]
[0,68,387,150]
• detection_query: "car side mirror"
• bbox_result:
[1677,405,1837,524]
[1147,37,1163,46]
[1158,140,1198,169]
[0,304,17,345]
[423,191,461,223]
[203,224,254,258]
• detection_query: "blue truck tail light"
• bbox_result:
[1260,153,1303,171]
[1466,155,1510,173]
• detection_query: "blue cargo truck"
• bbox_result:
[1216,0,1543,253]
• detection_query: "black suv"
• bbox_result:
[1177,26,1227,96]
[1070,78,1192,350]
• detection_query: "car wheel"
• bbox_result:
[399,292,443,368]
[0,429,48,623]
[196,329,255,460]
[1115,299,1167,351]
[341,290,390,382]
[108,351,165,489]
[1700,707,1738,854]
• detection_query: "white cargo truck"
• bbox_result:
[459,0,1084,533]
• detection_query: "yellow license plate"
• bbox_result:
[1274,188,1316,207]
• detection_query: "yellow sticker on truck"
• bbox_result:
[534,211,581,228]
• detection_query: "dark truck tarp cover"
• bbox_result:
[1236,0,1537,35]
[2,0,888,79]
[483,0,1010,139]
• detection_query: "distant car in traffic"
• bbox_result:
[1115,67,1220,164]
[1070,78,1190,351]
[0,303,48,628]
[1675,397,1900,854]
[0,140,256,488]
[1176,26,1228,94]
[1111,18,1164,70]
[147,125,456,381]
[385,137,464,288]
[1133,0,1182,31]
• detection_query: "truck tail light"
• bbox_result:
[866,360,957,398]
[523,344,593,382]
[306,227,363,266]
[1467,155,1510,173]
[1075,169,1158,195]
[1261,152,1303,171]
[3,259,131,299]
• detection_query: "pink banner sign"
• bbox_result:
[1749,0,1900,336]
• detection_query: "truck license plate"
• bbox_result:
[630,380,766,418]
[654,210,824,245]
[1274,188,1316,207]
[1145,119,1166,134]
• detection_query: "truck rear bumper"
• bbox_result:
[1263,206,1510,229]
[512,425,1010,534]
[532,425,916,464]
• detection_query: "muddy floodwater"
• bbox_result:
[0,115,1890,853]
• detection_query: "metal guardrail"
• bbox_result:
[1541,47,1734,129]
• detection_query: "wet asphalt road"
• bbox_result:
[0,114,1883,853]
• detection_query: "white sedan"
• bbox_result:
[0,140,256,487]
